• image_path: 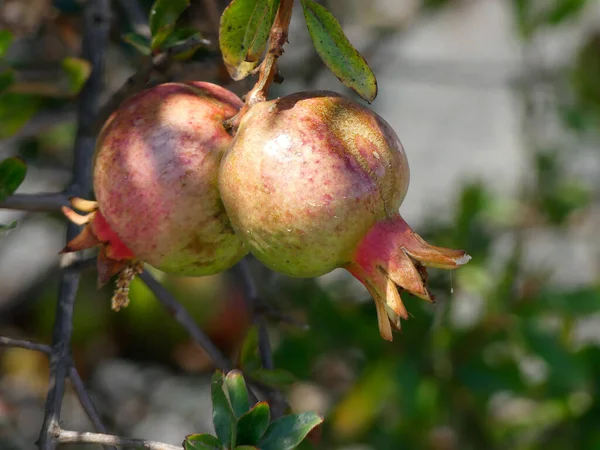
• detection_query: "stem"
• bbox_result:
[57,430,180,450]
[0,193,70,212]
[139,270,233,372]
[0,336,116,449]
[37,0,111,448]
[225,0,294,130]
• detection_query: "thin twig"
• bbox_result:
[0,337,115,449]
[57,430,180,450]
[38,0,111,448]
[139,270,232,372]
[0,193,70,212]
[39,272,81,450]
[0,336,51,353]
[68,367,116,450]
[234,260,290,417]
[237,260,274,370]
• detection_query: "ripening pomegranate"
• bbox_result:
[219,91,470,341]
[62,82,247,298]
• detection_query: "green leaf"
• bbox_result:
[211,370,237,449]
[122,33,152,55]
[160,28,208,61]
[0,69,15,94]
[0,157,27,202]
[61,57,92,95]
[184,433,223,450]
[300,0,377,102]
[0,92,43,139]
[250,368,296,388]
[225,370,250,418]
[149,0,190,50]
[161,27,202,48]
[0,30,13,58]
[236,402,271,446]
[0,221,18,235]
[244,0,280,63]
[258,412,323,450]
[235,447,258,449]
[546,0,587,24]
[239,326,260,371]
[219,0,280,80]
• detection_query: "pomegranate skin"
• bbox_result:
[219,91,409,277]
[93,81,247,276]
[219,91,469,340]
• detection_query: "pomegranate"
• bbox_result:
[218,91,470,341]
[62,82,247,294]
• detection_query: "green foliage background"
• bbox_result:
[1,0,599,449]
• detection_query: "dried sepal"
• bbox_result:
[350,214,470,341]
[111,260,144,311]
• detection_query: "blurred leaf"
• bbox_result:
[236,402,270,446]
[62,57,91,95]
[259,412,323,450]
[457,359,523,397]
[240,326,260,371]
[300,0,377,102]
[0,93,42,138]
[0,157,27,202]
[511,0,534,38]
[0,69,15,94]
[161,27,202,47]
[522,322,589,393]
[161,28,207,61]
[250,368,296,388]
[211,371,237,448]
[332,360,396,439]
[219,0,279,80]
[571,33,600,122]
[184,434,223,450]
[546,0,587,24]
[537,287,600,316]
[0,221,18,236]
[0,30,13,58]
[123,32,152,55]
[149,0,190,50]
[225,370,250,418]
[235,447,258,450]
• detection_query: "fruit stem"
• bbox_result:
[225,0,294,131]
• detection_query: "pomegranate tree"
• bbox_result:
[63,82,247,293]
[219,91,470,341]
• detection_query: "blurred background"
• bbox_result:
[1,0,600,449]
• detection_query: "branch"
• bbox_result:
[0,336,51,353]
[68,367,116,449]
[139,270,232,372]
[0,337,115,450]
[37,0,111,448]
[233,259,290,417]
[237,260,274,370]
[226,0,294,130]
[57,430,180,450]
[0,193,70,212]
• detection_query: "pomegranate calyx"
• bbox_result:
[60,198,137,291]
[348,214,470,341]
